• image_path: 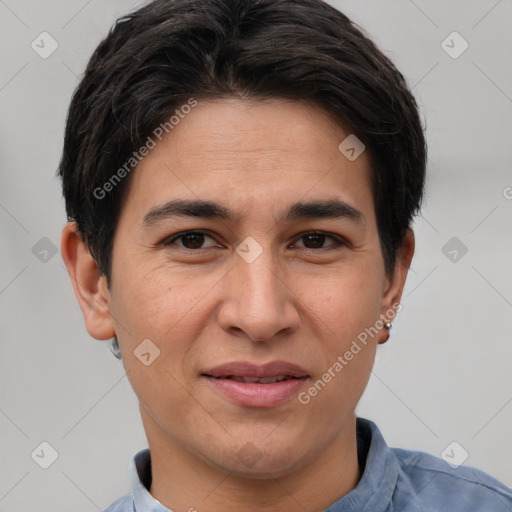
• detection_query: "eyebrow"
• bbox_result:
[141,198,364,227]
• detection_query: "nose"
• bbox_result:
[217,242,300,343]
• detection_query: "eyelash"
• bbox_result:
[162,230,346,252]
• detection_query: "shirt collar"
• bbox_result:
[129,417,397,512]
[324,418,399,511]
[130,449,173,511]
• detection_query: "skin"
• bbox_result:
[61,97,414,512]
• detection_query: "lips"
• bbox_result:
[214,375,296,384]
[202,360,309,379]
[202,361,309,407]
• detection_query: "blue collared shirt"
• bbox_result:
[103,417,512,511]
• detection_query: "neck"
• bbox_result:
[142,409,361,512]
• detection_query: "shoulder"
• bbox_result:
[391,447,512,511]
[102,492,134,512]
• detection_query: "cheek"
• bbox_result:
[112,259,209,338]
[112,269,210,418]
[297,265,383,341]
[110,260,227,391]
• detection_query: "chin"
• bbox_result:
[209,437,312,479]
[224,454,304,480]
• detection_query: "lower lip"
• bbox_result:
[203,376,308,407]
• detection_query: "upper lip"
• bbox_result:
[202,361,309,378]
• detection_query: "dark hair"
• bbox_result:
[58,0,426,283]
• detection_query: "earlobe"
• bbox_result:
[60,222,116,341]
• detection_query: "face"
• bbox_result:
[66,97,412,479]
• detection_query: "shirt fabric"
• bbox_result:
[103,417,512,511]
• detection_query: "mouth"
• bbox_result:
[202,360,309,379]
[204,375,303,384]
[201,361,309,407]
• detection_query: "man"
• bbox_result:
[59,0,512,510]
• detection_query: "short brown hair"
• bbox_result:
[58,0,427,283]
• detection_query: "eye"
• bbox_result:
[163,230,220,250]
[292,231,345,250]
[162,230,345,252]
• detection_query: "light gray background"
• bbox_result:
[1,0,511,510]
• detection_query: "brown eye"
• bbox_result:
[164,231,219,250]
[294,232,343,250]
[302,233,326,249]
[180,232,205,249]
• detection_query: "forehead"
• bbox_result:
[120,98,374,224]
[170,98,366,168]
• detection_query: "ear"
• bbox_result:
[377,228,415,344]
[60,222,115,340]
